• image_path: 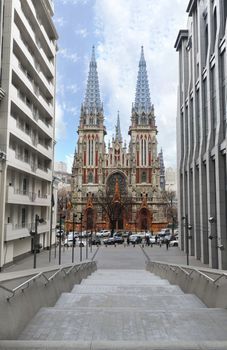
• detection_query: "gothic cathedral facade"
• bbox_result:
[70,47,167,232]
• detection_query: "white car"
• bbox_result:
[96,230,110,237]
[169,240,179,247]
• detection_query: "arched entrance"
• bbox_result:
[86,207,94,230]
[137,206,152,232]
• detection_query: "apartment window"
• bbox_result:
[190,97,194,147]
[205,24,209,63]
[195,90,200,145]
[211,67,217,145]
[21,208,26,228]
[202,79,208,143]
[212,8,217,52]
[22,178,27,195]
[222,0,227,36]
[24,149,29,163]
[220,52,226,139]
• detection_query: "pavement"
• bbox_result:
[1,242,208,274]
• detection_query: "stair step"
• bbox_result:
[3,340,227,349]
[55,293,206,309]
[19,308,227,342]
[71,284,184,295]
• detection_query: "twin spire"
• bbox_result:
[83,46,102,114]
[83,45,152,122]
[134,46,152,113]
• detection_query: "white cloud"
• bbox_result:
[65,153,74,173]
[54,16,66,27]
[94,0,188,167]
[55,100,67,140]
[58,48,79,63]
[75,28,88,38]
[59,0,88,5]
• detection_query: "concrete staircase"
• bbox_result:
[12,269,227,348]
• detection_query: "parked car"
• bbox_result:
[169,240,179,247]
[129,235,142,244]
[64,233,75,247]
[103,237,115,245]
[96,230,111,237]
[114,236,124,244]
[91,236,101,245]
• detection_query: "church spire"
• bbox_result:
[83,46,102,114]
[134,46,151,113]
[115,111,122,142]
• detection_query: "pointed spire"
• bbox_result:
[83,46,102,114]
[134,46,151,114]
[115,111,122,142]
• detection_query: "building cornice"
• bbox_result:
[186,0,197,16]
[174,30,189,51]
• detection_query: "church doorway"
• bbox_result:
[86,207,94,230]
[139,208,149,231]
[113,202,123,230]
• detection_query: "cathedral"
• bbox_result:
[70,46,167,233]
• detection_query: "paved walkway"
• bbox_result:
[2,243,208,273]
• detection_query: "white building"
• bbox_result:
[0,0,58,269]
[175,0,226,269]
[54,161,67,173]
[165,167,177,193]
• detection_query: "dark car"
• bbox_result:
[103,237,115,245]
[129,235,142,244]
[114,236,124,244]
[91,236,101,245]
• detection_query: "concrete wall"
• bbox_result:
[0,261,96,340]
[147,261,227,309]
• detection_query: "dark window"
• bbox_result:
[141,171,147,183]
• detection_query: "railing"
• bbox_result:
[147,261,227,287]
[0,262,92,301]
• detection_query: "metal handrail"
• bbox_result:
[0,262,92,301]
[148,261,227,286]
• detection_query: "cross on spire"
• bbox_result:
[83,46,102,114]
[134,46,151,113]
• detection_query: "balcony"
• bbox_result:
[8,148,52,181]
[6,185,51,206]
[0,87,5,101]
[12,57,54,118]
[10,85,53,138]
[5,219,50,241]
[14,4,55,76]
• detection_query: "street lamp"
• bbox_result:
[72,214,77,263]
[49,176,57,263]
[182,215,192,266]
[59,214,65,265]
[30,215,44,268]
[80,213,83,262]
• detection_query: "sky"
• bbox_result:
[53,0,189,172]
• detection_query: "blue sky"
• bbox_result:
[53,0,188,171]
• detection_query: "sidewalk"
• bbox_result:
[1,243,209,274]
[143,244,209,268]
[2,244,96,273]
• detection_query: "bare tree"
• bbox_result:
[95,190,134,234]
[162,190,178,235]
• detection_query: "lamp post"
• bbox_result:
[59,214,65,265]
[49,176,57,263]
[182,215,192,266]
[80,213,83,262]
[72,214,77,263]
[30,215,44,269]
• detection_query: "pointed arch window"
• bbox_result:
[88,171,93,183]
[141,171,147,183]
